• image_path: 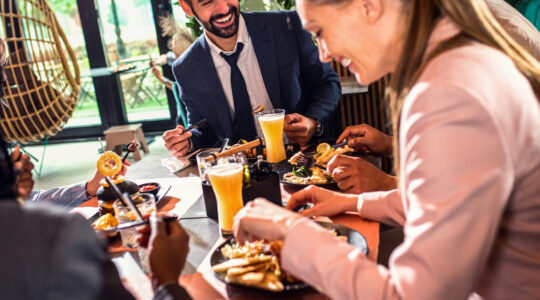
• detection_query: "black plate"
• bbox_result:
[210,221,368,292]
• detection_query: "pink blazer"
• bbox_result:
[281,19,540,299]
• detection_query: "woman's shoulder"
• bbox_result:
[421,42,521,89]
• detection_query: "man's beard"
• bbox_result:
[195,6,240,38]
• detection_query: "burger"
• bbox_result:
[96,176,139,216]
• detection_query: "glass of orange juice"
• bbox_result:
[206,154,245,236]
[257,109,286,163]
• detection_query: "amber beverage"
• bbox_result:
[208,162,244,236]
[257,109,286,163]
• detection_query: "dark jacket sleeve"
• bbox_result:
[288,11,342,124]
[172,60,218,150]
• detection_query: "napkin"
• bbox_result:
[162,157,191,173]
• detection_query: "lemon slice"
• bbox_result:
[316,143,331,158]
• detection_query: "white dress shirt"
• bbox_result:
[204,15,274,138]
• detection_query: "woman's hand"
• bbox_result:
[286,185,358,218]
[233,198,304,244]
[337,124,393,154]
[327,155,397,194]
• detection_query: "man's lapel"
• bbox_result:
[195,37,234,139]
[243,13,282,109]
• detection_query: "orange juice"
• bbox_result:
[258,113,286,163]
[208,163,244,235]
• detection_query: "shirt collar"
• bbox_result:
[204,14,249,56]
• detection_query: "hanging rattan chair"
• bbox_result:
[0,0,80,143]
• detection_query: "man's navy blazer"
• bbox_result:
[172,10,341,149]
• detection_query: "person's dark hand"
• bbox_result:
[286,185,358,218]
[11,146,34,199]
[327,155,397,194]
[283,113,316,147]
[337,124,393,154]
[163,125,193,158]
[143,212,189,289]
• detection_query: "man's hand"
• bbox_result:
[11,146,34,199]
[337,124,393,154]
[163,125,193,159]
[327,155,397,194]
[283,113,317,147]
[139,213,190,289]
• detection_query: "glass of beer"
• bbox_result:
[257,109,286,163]
[206,155,245,236]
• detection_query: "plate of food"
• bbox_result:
[210,221,368,292]
[273,142,353,187]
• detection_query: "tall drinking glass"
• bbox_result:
[113,193,156,248]
[206,155,245,236]
[257,109,286,163]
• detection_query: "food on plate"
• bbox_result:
[288,151,305,166]
[97,151,123,177]
[138,182,160,196]
[314,144,353,168]
[96,176,139,216]
[92,213,118,231]
[228,139,266,159]
[283,166,333,184]
[139,184,157,193]
[212,240,296,292]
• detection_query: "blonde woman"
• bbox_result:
[233,0,540,299]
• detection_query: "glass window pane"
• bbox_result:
[48,1,102,128]
[97,0,171,122]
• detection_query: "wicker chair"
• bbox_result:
[0,0,80,143]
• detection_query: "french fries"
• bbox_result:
[212,241,289,292]
[315,145,353,167]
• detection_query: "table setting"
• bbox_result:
[71,108,381,300]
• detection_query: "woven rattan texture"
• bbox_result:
[0,0,80,143]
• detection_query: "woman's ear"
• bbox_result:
[361,0,383,23]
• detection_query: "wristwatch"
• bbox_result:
[315,119,324,136]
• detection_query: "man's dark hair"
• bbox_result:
[0,138,16,201]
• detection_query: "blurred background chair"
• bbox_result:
[0,0,80,144]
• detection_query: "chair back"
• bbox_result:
[0,0,80,143]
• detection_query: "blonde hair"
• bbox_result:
[158,15,194,57]
[386,0,540,177]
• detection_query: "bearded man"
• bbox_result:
[163,0,342,158]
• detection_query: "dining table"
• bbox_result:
[74,151,381,300]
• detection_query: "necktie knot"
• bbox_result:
[220,42,244,67]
